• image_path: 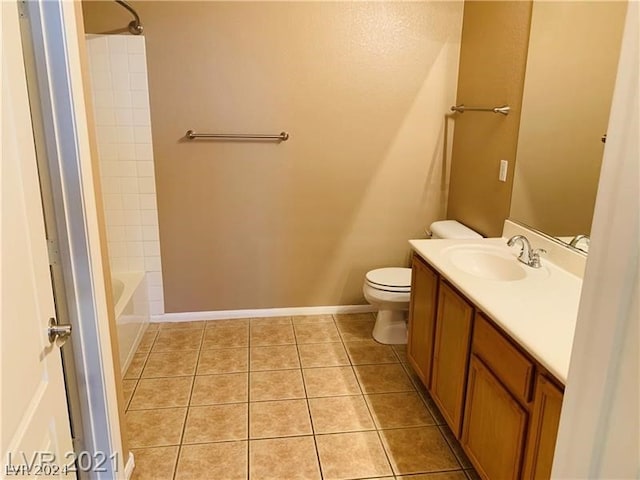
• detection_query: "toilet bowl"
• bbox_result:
[363,267,412,344]
[364,220,482,345]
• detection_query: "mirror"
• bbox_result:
[509,1,627,253]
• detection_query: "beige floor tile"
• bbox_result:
[126,408,187,448]
[159,321,206,330]
[250,345,300,371]
[303,367,362,397]
[122,379,137,409]
[392,344,409,363]
[206,318,250,328]
[397,472,468,480]
[136,331,157,353]
[141,350,199,378]
[294,323,341,344]
[335,319,376,342]
[316,431,392,480]
[183,404,248,444]
[439,425,473,469]
[249,399,312,438]
[380,426,460,475]
[128,377,193,410]
[202,325,249,349]
[250,324,295,346]
[250,316,292,326]
[334,313,376,322]
[354,364,414,394]
[298,343,350,368]
[308,395,375,434]
[124,353,148,379]
[365,392,435,429]
[344,340,399,365]
[197,348,248,375]
[292,314,334,325]
[130,446,179,480]
[190,373,248,405]
[145,323,160,332]
[175,441,247,480]
[250,436,320,480]
[151,329,203,352]
[249,370,305,401]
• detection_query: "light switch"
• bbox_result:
[499,160,509,182]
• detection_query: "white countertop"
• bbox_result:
[409,237,583,383]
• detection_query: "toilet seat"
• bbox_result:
[365,268,412,293]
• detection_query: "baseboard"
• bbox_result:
[151,304,376,323]
[124,451,135,479]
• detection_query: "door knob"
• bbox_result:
[48,317,72,345]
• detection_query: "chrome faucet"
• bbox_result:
[507,235,546,268]
[569,234,590,248]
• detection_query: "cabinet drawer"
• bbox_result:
[473,314,534,403]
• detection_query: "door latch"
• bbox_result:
[48,317,72,346]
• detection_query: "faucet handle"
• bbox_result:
[530,248,547,268]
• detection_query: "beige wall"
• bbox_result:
[447,1,532,237]
[510,1,627,237]
[82,1,463,312]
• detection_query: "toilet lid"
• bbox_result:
[366,268,412,289]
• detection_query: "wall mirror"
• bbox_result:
[509,1,627,253]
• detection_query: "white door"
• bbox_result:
[1,1,76,477]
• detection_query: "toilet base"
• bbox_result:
[372,309,408,345]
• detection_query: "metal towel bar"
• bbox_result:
[186,130,289,141]
[450,104,510,116]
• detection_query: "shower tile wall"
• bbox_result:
[86,34,164,316]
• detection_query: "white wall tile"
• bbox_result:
[129,72,148,91]
[142,226,159,241]
[120,178,139,193]
[128,256,145,271]
[139,194,157,210]
[88,34,163,312]
[121,194,140,210]
[136,161,154,177]
[138,177,156,194]
[149,301,164,316]
[125,225,143,242]
[143,241,160,257]
[145,256,162,271]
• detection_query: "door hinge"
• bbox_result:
[47,238,60,266]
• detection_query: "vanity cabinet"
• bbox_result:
[522,375,564,479]
[407,253,565,480]
[431,281,474,436]
[462,314,534,479]
[407,254,439,385]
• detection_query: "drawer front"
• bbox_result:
[473,313,534,403]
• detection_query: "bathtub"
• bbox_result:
[112,272,149,375]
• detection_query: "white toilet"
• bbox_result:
[363,220,481,344]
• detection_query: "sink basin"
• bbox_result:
[445,245,527,281]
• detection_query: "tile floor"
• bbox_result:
[122,313,478,480]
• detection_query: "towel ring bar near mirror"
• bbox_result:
[450,104,510,115]
[186,130,289,142]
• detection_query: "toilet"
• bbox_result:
[363,220,482,344]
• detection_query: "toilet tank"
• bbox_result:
[430,220,482,239]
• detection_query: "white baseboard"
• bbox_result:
[151,304,376,323]
[124,451,135,479]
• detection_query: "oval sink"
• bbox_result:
[445,246,527,281]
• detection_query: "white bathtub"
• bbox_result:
[112,272,149,375]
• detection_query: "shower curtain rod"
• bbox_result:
[115,0,143,35]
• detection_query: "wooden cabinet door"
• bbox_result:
[522,375,564,479]
[462,355,528,480]
[430,281,473,435]
[407,254,439,386]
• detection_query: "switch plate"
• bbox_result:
[499,159,508,182]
